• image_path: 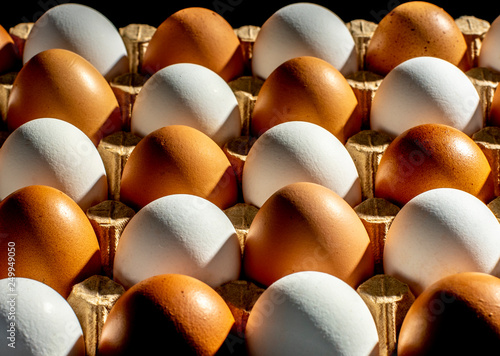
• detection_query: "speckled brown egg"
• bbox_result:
[365,1,469,76]
[6,48,122,145]
[374,123,495,207]
[0,25,18,74]
[243,182,374,289]
[250,56,361,142]
[120,125,238,211]
[398,272,500,355]
[0,185,101,298]
[141,7,245,81]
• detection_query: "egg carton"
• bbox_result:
[2,13,500,356]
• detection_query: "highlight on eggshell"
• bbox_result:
[131,63,241,146]
[245,271,379,356]
[0,277,85,355]
[6,48,122,146]
[365,1,470,76]
[479,14,500,74]
[374,123,495,207]
[370,56,483,138]
[0,185,102,298]
[113,194,241,290]
[383,188,500,297]
[98,274,235,355]
[23,3,129,81]
[243,182,374,289]
[242,121,362,208]
[0,24,18,74]
[141,7,245,81]
[251,2,358,79]
[0,118,108,211]
[250,56,362,142]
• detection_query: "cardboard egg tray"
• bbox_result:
[3,15,500,356]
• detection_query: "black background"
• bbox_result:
[0,1,498,31]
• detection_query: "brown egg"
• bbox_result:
[6,48,122,146]
[365,1,469,76]
[398,272,500,355]
[98,274,235,355]
[141,7,245,82]
[488,85,500,127]
[0,25,18,73]
[375,123,495,206]
[120,125,238,211]
[250,56,362,143]
[243,182,374,289]
[0,185,101,298]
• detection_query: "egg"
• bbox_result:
[251,2,357,79]
[0,277,85,355]
[245,271,379,356]
[370,57,483,138]
[0,185,101,298]
[383,188,500,296]
[488,78,500,128]
[365,1,469,76]
[398,272,500,355]
[98,274,235,355]
[131,63,241,146]
[479,15,500,73]
[114,194,241,290]
[242,121,361,208]
[0,118,108,211]
[0,25,18,74]
[120,125,238,211]
[243,182,374,289]
[7,48,122,146]
[250,56,362,142]
[23,3,128,81]
[374,123,495,207]
[141,7,245,81]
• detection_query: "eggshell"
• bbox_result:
[243,182,374,289]
[23,3,128,81]
[251,3,357,79]
[141,7,245,81]
[7,48,122,146]
[370,57,482,138]
[365,1,469,76]
[374,123,495,207]
[479,15,500,74]
[120,125,238,211]
[98,274,234,355]
[398,272,500,355]
[0,277,85,355]
[245,271,379,356]
[383,188,500,296]
[114,194,241,290]
[0,118,108,211]
[490,84,500,127]
[242,121,361,208]
[251,56,361,142]
[0,185,101,298]
[0,25,18,73]
[131,63,241,146]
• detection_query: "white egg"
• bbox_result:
[242,121,361,208]
[245,271,379,356]
[383,188,500,296]
[131,63,241,146]
[479,15,500,73]
[0,118,108,211]
[0,277,85,356]
[23,3,128,81]
[113,194,241,290]
[251,2,358,79]
[370,56,483,137]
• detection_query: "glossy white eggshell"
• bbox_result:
[479,15,500,73]
[0,277,85,355]
[23,3,128,81]
[113,194,241,290]
[0,118,108,211]
[251,2,358,79]
[245,271,379,356]
[242,121,361,208]
[384,188,500,296]
[131,63,241,146]
[370,56,482,137]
